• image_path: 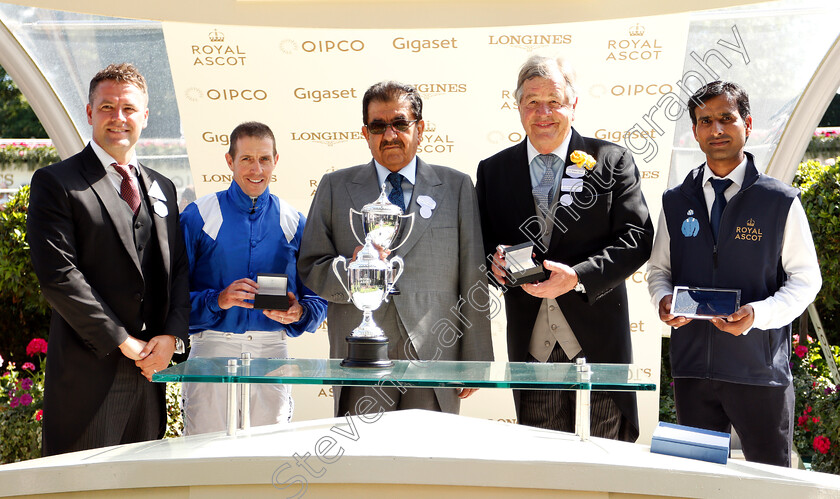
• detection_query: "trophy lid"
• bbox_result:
[362,184,404,217]
[349,234,388,270]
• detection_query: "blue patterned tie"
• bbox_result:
[710,178,733,243]
[387,172,405,211]
[532,154,556,213]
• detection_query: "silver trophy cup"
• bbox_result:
[350,183,415,251]
[332,234,404,368]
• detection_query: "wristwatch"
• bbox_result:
[574,275,586,294]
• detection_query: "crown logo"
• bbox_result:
[629,24,645,36]
[209,29,225,43]
[747,218,755,227]
[425,121,437,133]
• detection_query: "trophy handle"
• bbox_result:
[349,208,365,246]
[389,212,416,252]
[331,256,353,302]
[385,256,405,299]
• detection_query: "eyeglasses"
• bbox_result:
[365,119,419,135]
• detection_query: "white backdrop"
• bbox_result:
[162,13,690,443]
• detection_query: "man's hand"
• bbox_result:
[658,294,692,329]
[710,305,754,336]
[490,246,508,284]
[458,388,478,399]
[119,336,148,361]
[521,260,577,299]
[264,292,304,324]
[351,243,390,262]
[218,278,258,310]
[136,335,177,381]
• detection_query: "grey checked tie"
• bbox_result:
[532,154,557,213]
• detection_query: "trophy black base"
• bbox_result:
[341,336,394,368]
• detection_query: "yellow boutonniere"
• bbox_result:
[570,150,596,171]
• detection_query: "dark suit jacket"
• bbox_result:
[27,144,190,455]
[476,129,654,440]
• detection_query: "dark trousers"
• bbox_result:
[59,356,164,454]
[518,343,625,440]
[674,377,794,467]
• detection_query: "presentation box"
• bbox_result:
[650,422,730,464]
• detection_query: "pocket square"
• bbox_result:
[148,180,167,202]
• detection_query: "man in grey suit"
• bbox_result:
[298,81,493,416]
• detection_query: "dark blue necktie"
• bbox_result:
[710,178,733,242]
[387,172,406,211]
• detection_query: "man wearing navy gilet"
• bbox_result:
[647,81,822,467]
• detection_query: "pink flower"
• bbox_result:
[795,345,808,358]
[9,397,20,409]
[798,415,809,426]
[20,377,33,390]
[21,362,35,371]
[35,409,42,421]
[814,435,831,454]
[812,416,821,424]
[20,393,32,406]
[26,338,48,356]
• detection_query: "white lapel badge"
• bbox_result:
[416,195,436,219]
[147,180,169,217]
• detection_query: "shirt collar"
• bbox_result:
[90,140,139,173]
[526,132,572,167]
[374,156,417,187]
[227,180,271,213]
[702,155,748,189]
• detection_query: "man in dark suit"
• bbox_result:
[476,55,653,442]
[298,81,493,417]
[27,63,189,456]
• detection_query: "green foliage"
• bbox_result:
[164,378,184,439]
[791,333,840,474]
[793,158,840,346]
[0,66,47,139]
[0,143,60,169]
[0,340,46,463]
[0,186,50,363]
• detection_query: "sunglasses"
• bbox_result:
[365,119,419,135]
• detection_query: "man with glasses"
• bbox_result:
[299,81,493,417]
[476,55,653,442]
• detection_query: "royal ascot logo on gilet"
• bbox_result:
[605,24,663,62]
[735,218,763,241]
[418,122,455,154]
[391,37,459,53]
[487,32,572,51]
[192,29,247,66]
[289,130,364,146]
[278,38,365,54]
[293,87,359,103]
[185,87,268,102]
[411,83,468,99]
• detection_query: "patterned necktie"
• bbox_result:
[387,172,406,211]
[113,163,141,215]
[709,178,733,243]
[532,154,556,213]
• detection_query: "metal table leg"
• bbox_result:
[575,358,592,441]
[240,352,251,431]
[226,359,238,436]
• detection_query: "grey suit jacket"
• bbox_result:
[298,158,493,413]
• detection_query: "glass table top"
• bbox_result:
[153,358,656,391]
